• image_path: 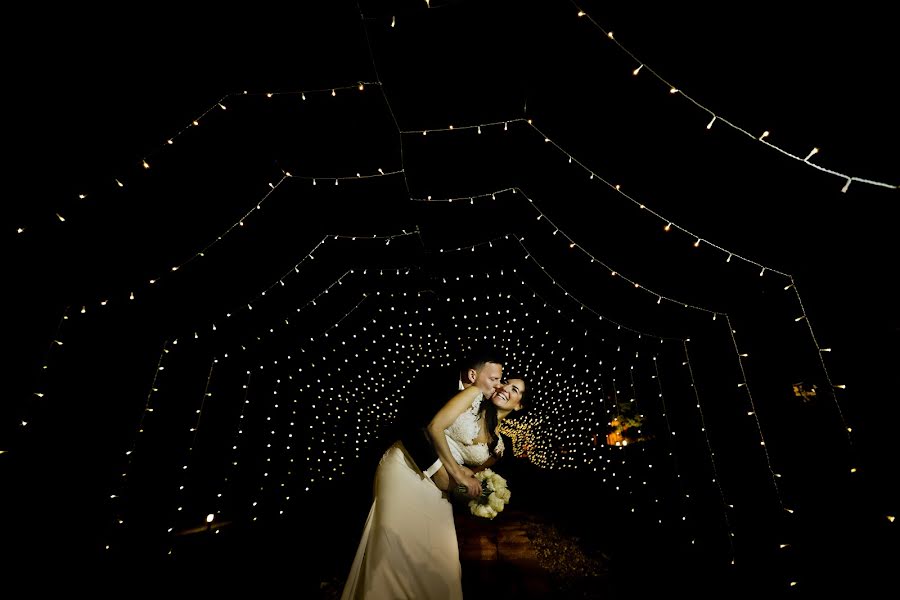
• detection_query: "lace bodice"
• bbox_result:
[444,394,504,466]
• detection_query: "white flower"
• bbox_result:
[468,469,511,519]
[489,473,507,488]
[488,494,506,513]
[493,487,511,502]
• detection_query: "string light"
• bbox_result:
[401,117,525,135]
[176,231,419,346]
[16,81,385,239]
[682,341,736,563]
[568,3,896,191]
[166,359,215,554]
[417,117,794,281]
[103,340,171,550]
[418,187,724,317]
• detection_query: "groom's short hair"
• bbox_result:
[459,344,505,377]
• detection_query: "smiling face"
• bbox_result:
[491,378,526,413]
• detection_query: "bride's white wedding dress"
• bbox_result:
[340,393,502,600]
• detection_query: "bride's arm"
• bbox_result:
[427,386,483,498]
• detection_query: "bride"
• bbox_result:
[340,373,527,599]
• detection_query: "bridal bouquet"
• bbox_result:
[467,469,510,520]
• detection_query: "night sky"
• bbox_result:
[4,1,897,594]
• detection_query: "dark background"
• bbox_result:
[3,1,896,595]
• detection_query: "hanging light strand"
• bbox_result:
[723,316,786,509]
[103,338,171,552]
[514,236,680,340]
[419,186,723,315]
[787,276,851,444]
[680,341,737,564]
[400,117,527,135]
[211,267,417,359]
[526,121,796,276]
[568,0,897,191]
[166,358,216,556]
[195,228,421,339]
[357,10,415,201]
[16,81,383,240]
[17,306,71,436]
[649,355,698,541]
[213,371,253,525]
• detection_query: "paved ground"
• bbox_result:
[456,508,610,600]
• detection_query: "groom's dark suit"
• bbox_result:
[396,364,461,474]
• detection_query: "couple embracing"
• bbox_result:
[341,346,528,599]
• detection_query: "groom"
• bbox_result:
[398,345,504,485]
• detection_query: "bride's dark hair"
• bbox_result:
[479,382,528,457]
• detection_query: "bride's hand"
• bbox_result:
[454,465,482,499]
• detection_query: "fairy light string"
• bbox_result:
[681,340,737,564]
[104,339,171,551]
[208,268,417,360]
[358,4,414,200]
[15,81,381,238]
[721,314,798,587]
[513,235,683,340]
[16,306,71,435]
[787,276,851,446]
[275,370,301,520]
[248,377,284,522]
[66,170,406,313]
[524,120,796,275]
[417,185,720,316]
[649,354,697,543]
[400,117,528,136]
[167,358,215,556]
[723,315,786,510]
[609,375,638,506]
[212,370,253,530]
[405,116,792,278]
[173,229,420,345]
[569,0,898,191]
[626,358,665,526]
